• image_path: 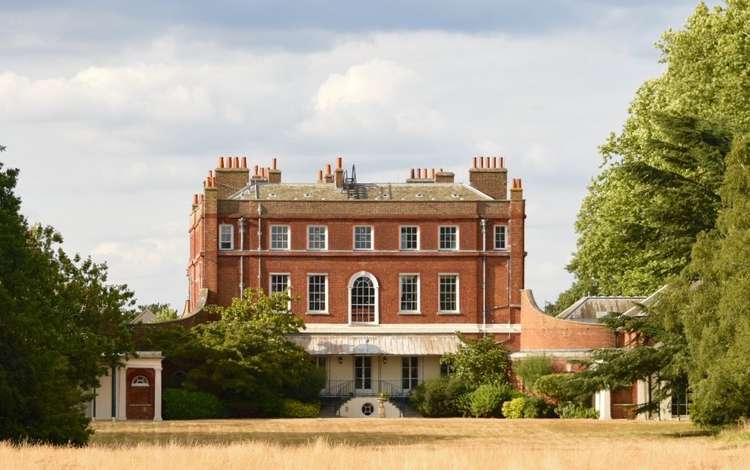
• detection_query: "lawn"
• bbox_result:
[3,419,749,469]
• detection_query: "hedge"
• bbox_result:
[163,388,225,420]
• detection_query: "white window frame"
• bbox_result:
[307,225,328,251]
[268,273,291,311]
[353,225,374,251]
[348,271,379,324]
[219,224,234,251]
[438,225,459,251]
[306,273,329,314]
[494,224,508,250]
[399,225,420,251]
[398,273,421,314]
[438,273,460,314]
[270,224,290,251]
[401,356,420,391]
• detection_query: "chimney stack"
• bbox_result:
[335,156,345,188]
[468,155,508,199]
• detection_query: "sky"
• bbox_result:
[0,0,708,312]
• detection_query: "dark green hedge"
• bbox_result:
[163,388,225,420]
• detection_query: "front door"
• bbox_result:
[355,356,372,393]
[126,368,155,420]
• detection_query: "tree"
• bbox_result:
[138,303,179,323]
[442,336,511,388]
[552,0,750,312]
[0,162,135,445]
[142,289,325,417]
[514,356,553,392]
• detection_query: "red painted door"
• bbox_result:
[126,368,155,420]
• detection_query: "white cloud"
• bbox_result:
[1,12,688,308]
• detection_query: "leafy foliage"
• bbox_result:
[502,397,526,419]
[514,356,553,392]
[410,377,472,417]
[0,162,135,445]
[555,403,598,419]
[467,384,513,418]
[441,336,511,388]
[534,373,596,407]
[163,388,225,420]
[141,289,324,418]
[139,303,179,323]
[280,399,321,418]
[553,1,750,312]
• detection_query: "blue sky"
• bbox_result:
[0,0,709,311]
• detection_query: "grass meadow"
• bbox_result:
[3,418,750,469]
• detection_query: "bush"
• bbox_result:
[468,383,513,418]
[556,402,598,419]
[411,377,472,417]
[514,356,553,391]
[280,399,320,418]
[442,337,512,388]
[502,397,526,419]
[534,373,593,405]
[523,396,556,418]
[163,388,225,420]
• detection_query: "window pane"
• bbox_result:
[400,226,418,250]
[439,275,458,311]
[270,274,289,294]
[308,226,327,250]
[351,276,375,322]
[271,226,289,249]
[354,226,372,250]
[219,225,233,250]
[400,275,419,311]
[308,275,327,312]
[439,226,457,250]
[494,225,507,250]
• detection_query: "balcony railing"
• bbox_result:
[320,380,413,398]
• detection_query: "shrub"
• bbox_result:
[468,383,513,418]
[502,397,526,419]
[280,399,320,418]
[556,402,598,419]
[163,388,225,420]
[442,337,512,388]
[534,373,593,405]
[523,396,556,418]
[514,356,553,391]
[411,377,472,417]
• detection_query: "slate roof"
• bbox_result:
[229,182,493,202]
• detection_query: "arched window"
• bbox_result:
[131,375,150,387]
[349,272,378,323]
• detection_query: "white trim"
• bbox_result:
[438,225,459,251]
[398,273,421,314]
[399,225,420,251]
[302,323,521,334]
[306,224,328,251]
[347,271,379,325]
[306,273,329,314]
[353,225,374,251]
[437,272,460,313]
[219,223,234,250]
[493,224,508,250]
[269,224,291,250]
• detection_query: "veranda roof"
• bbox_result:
[288,334,462,356]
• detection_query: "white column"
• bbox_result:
[595,389,612,420]
[117,367,128,420]
[154,367,163,421]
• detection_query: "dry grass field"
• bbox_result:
[2,418,750,470]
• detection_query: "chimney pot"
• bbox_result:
[208,170,214,178]
[336,156,343,169]
[326,163,332,175]
[241,157,247,168]
[410,168,415,179]
[318,169,323,181]
[431,168,436,179]
[254,165,259,176]
[219,157,225,168]
[472,157,477,169]
[272,157,277,170]
[500,157,504,168]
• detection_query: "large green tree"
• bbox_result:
[0,162,135,445]
[551,0,750,312]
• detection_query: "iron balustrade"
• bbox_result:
[320,380,414,398]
